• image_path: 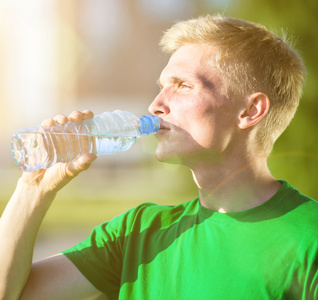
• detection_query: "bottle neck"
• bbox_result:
[139,115,160,135]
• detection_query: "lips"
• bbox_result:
[156,120,171,134]
[159,122,170,130]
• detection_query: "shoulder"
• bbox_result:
[87,198,200,246]
[280,181,318,232]
[83,198,199,243]
[282,180,318,213]
[122,198,200,229]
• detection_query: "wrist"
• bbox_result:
[14,177,57,208]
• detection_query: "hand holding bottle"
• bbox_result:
[20,110,97,194]
[0,110,98,300]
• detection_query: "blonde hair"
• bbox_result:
[160,14,307,154]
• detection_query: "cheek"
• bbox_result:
[171,97,215,132]
[182,111,217,147]
[174,94,213,117]
[182,105,236,148]
[189,122,216,147]
[173,95,199,113]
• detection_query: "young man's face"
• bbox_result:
[148,44,244,167]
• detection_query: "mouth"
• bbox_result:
[160,123,170,130]
[156,120,171,134]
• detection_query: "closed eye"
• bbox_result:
[157,77,193,91]
[178,82,192,90]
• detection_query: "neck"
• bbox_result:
[191,156,281,213]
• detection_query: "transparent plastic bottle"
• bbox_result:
[11,110,160,172]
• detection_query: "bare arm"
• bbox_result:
[21,254,107,300]
[0,110,107,299]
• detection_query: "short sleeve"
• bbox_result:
[61,204,151,299]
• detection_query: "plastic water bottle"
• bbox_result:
[11,110,160,172]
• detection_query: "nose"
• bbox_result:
[148,90,170,116]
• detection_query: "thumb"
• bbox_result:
[45,153,97,193]
[65,153,97,178]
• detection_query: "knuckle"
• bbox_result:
[54,114,68,123]
[69,111,82,121]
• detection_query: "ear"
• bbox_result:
[238,93,270,129]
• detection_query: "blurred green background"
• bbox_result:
[0,0,317,260]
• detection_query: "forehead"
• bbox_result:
[159,44,220,85]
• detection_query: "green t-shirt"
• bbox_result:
[62,181,318,299]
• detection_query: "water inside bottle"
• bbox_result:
[12,132,139,171]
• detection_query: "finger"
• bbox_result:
[82,110,94,120]
[68,111,83,122]
[41,118,56,127]
[53,114,68,125]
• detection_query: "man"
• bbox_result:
[0,14,316,300]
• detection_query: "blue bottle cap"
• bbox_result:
[140,115,160,135]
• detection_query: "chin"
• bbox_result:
[155,150,183,165]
